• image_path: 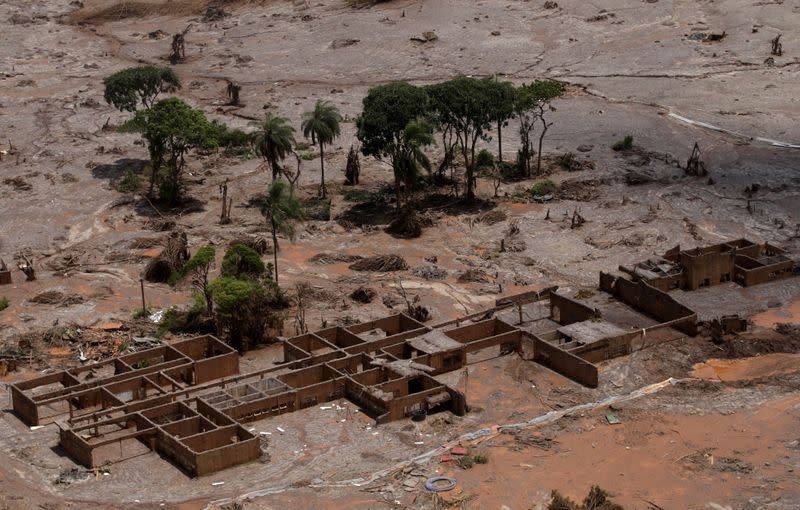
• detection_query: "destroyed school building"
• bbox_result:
[8,239,797,477]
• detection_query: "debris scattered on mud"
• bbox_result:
[475,209,507,225]
[350,287,377,304]
[309,252,362,265]
[411,31,438,43]
[330,38,360,49]
[558,179,603,201]
[386,208,433,239]
[412,265,448,280]
[457,268,492,283]
[28,291,84,307]
[54,468,91,485]
[624,170,654,186]
[202,5,229,22]
[3,177,32,191]
[350,255,409,272]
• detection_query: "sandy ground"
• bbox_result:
[0,0,799,508]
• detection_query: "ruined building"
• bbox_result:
[9,239,796,477]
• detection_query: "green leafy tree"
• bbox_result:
[486,77,516,162]
[301,100,342,198]
[252,112,296,181]
[521,80,565,176]
[103,66,181,112]
[210,121,250,155]
[181,245,216,316]
[514,80,565,176]
[356,82,433,210]
[221,244,267,280]
[426,77,497,201]
[260,179,305,285]
[209,277,277,351]
[129,97,216,204]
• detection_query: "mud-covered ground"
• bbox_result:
[0,0,799,508]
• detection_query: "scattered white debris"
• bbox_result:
[148,309,165,323]
[30,425,44,431]
[320,406,332,410]
[414,441,424,445]
[211,481,225,486]
[259,431,271,436]
[276,426,285,433]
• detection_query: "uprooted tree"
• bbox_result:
[103,66,181,113]
[357,81,433,211]
[170,25,191,64]
[345,145,360,185]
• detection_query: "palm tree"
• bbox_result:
[252,112,295,181]
[391,119,434,211]
[301,100,342,198]
[260,179,305,285]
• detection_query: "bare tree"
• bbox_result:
[170,25,192,64]
[771,34,783,56]
[219,178,232,224]
[226,80,242,106]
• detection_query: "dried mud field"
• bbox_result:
[0,0,799,509]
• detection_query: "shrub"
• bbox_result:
[210,121,251,156]
[612,135,633,151]
[156,294,208,337]
[342,188,373,203]
[118,169,141,192]
[498,161,522,180]
[456,453,488,469]
[0,297,8,311]
[473,454,488,464]
[456,456,474,469]
[303,197,331,221]
[476,148,495,169]
[132,306,151,319]
[221,244,266,279]
[209,277,273,350]
[556,152,576,170]
[547,486,623,510]
[530,179,557,196]
[300,151,315,161]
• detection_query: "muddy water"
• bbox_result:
[751,298,800,328]
[691,353,800,381]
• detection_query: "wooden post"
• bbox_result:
[463,367,469,411]
[140,279,146,314]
